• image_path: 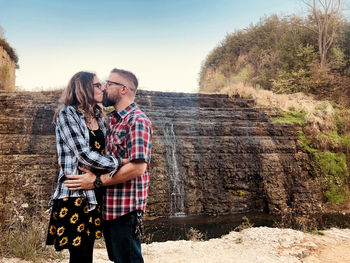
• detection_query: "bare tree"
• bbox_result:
[301,0,342,67]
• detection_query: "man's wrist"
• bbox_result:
[93,175,103,189]
[101,173,109,187]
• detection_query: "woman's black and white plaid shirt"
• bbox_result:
[50,106,121,211]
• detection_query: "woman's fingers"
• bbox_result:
[78,166,90,173]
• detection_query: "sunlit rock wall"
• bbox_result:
[0,90,322,227]
[0,46,16,91]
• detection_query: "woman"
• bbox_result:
[46,71,121,263]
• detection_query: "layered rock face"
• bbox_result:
[0,90,322,227]
[0,46,16,91]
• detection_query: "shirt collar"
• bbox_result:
[112,102,137,119]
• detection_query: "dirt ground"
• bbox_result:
[1,227,350,263]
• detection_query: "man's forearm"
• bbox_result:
[101,161,147,186]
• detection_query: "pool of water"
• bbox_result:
[143,212,350,243]
[322,213,350,228]
[143,212,275,243]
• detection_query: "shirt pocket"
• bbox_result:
[114,128,127,144]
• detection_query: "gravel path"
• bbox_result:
[2,227,350,263]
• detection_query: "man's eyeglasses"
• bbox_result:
[105,80,126,88]
[93,83,102,89]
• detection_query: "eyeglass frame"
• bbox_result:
[105,80,127,88]
[92,83,102,89]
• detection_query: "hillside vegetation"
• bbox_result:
[0,38,18,66]
[200,12,350,205]
[200,14,350,105]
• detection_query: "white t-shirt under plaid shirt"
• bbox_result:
[50,106,122,211]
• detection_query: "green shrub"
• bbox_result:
[300,137,349,204]
[276,109,350,204]
[315,151,349,203]
[273,110,307,125]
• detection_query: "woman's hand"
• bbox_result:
[122,158,130,165]
[64,167,96,190]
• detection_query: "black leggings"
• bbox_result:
[69,240,94,263]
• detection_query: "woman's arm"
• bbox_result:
[57,106,121,172]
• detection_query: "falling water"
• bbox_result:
[163,123,186,217]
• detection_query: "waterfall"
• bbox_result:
[163,123,186,217]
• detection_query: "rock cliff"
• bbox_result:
[0,90,323,228]
[0,46,16,91]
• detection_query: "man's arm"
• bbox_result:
[64,159,146,190]
[102,159,146,186]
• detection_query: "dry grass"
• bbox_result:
[186,227,204,241]
[0,222,63,262]
[220,82,335,134]
[234,216,254,232]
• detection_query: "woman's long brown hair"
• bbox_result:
[53,71,103,124]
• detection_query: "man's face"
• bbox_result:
[103,73,126,107]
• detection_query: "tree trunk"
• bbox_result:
[302,0,341,67]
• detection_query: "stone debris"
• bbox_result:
[3,227,347,263]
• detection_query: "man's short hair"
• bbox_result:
[111,68,138,91]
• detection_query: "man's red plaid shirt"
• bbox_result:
[103,102,153,220]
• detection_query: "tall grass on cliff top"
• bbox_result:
[219,82,350,204]
[220,82,336,133]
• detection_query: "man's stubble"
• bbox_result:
[103,90,121,107]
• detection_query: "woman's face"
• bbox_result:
[92,76,104,104]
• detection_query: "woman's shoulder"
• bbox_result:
[58,105,80,116]
[56,106,83,125]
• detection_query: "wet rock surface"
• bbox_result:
[0,90,322,227]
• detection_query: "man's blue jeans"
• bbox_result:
[103,211,144,263]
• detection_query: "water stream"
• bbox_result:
[163,123,186,217]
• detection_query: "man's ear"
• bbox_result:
[121,86,128,95]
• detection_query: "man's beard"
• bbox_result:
[102,91,120,107]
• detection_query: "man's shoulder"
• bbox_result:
[129,107,152,125]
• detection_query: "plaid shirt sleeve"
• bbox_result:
[127,118,152,163]
[57,106,122,172]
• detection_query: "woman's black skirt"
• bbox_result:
[46,196,102,251]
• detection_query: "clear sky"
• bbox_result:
[0,0,306,93]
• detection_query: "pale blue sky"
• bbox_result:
[0,0,311,92]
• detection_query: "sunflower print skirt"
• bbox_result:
[46,197,103,251]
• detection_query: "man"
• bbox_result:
[65,68,152,263]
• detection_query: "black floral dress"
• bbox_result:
[46,127,105,251]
